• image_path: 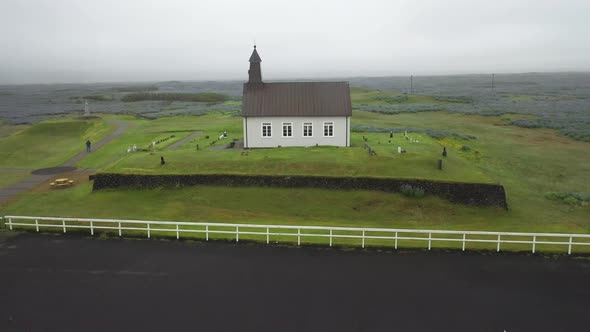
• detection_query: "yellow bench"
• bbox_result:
[50,178,74,187]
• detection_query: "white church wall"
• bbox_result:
[244,116,350,148]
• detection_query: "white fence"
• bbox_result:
[3,215,590,254]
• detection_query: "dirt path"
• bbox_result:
[0,119,128,204]
[166,130,202,150]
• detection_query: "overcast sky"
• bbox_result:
[1,0,589,84]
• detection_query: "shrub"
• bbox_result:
[373,95,409,103]
[400,184,425,198]
[113,85,159,92]
[82,95,112,101]
[432,96,473,103]
[351,125,477,140]
[121,92,229,103]
[461,145,471,152]
[545,192,590,206]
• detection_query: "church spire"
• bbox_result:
[248,45,262,83]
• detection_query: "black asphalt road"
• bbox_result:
[0,233,588,332]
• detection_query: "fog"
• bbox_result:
[1,0,589,84]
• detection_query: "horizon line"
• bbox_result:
[2,70,590,86]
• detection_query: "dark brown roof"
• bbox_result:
[249,47,262,62]
[242,82,352,117]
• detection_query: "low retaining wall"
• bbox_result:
[92,173,508,209]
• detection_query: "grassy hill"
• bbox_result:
[0,118,114,169]
[1,88,589,246]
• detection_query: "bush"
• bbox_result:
[545,192,590,206]
[351,125,477,140]
[113,85,159,92]
[79,95,113,101]
[432,96,473,103]
[460,145,471,152]
[121,92,229,103]
[400,184,425,198]
[373,95,409,103]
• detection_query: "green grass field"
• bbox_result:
[1,88,589,252]
[76,113,241,169]
[0,118,115,169]
[104,131,491,183]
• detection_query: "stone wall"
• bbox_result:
[93,173,508,208]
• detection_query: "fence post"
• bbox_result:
[90,221,94,236]
[206,225,209,241]
[497,234,501,252]
[532,235,536,253]
[298,228,301,246]
[8,217,12,231]
[119,222,122,237]
[62,219,66,233]
[176,224,179,240]
[236,226,239,242]
[462,233,466,251]
[36,219,39,232]
[394,232,398,249]
[428,233,432,250]
[147,223,150,239]
[329,229,333,247]
[266,227,270,244]
[362,230,365,248]
[568,236,573,255]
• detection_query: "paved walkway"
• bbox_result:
[0,119,128,204]
[166,130,202,150]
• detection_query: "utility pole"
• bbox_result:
[491,73,495,91]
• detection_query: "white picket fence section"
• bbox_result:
[3,215,590,254]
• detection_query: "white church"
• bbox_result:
[241,46,352,148]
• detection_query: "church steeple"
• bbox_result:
[248,45,262,83]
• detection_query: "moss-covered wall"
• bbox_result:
[93,173,508,209]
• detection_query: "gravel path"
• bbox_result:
[166,130,202,150]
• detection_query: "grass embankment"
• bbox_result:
[3,183,589,253]
[1,88,590,252]
[0,118,115,169]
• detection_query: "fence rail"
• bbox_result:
[3,215,590,254]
